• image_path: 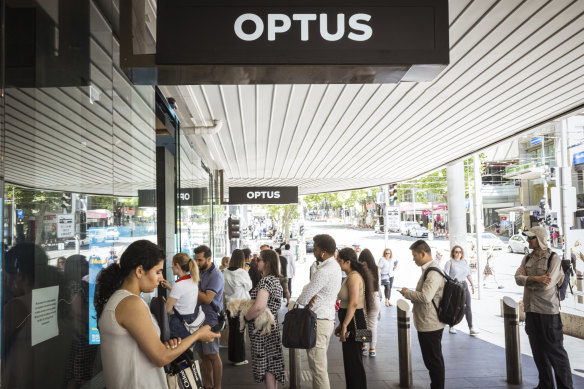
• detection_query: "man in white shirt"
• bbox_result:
[296,234,342,389]
[281,243,295,295]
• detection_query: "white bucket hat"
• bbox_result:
[522,226,548,250]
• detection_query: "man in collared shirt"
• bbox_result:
[297,234,342,389]
[515,226,573,389]
[194,245,225,389]
[400,240,445,389]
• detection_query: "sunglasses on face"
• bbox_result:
[527,236,537,240]
[454,250,462,253]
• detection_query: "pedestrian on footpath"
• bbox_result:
[282,243,295,296]
[194,245,225,389]
[358,248,380,357]
[483,245,504,289]
[378,248,398,306]
[515,226,573,389]
[244,248,262,290]
[400,240,445,389]
[443,245,478,336]
[335,247,375,389]
[296,234,342,389]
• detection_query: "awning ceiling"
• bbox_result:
[160,0,584,196]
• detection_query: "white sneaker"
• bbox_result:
[233,360,248,366]
[449,327,457,334]
[469,328,480,336]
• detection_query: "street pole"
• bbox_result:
[384,184,389,248]
[559,120,570,261]
[542,136,549,222]
[412,186,416,223]
[473,154,483,300]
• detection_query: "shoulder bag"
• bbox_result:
[352,283,372,343]
[282,304,317,349]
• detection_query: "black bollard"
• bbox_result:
[503,296,522,385]
[289,347,301,389]
[397,299,412,388]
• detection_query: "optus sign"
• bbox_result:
[229,186,298,204]
[156,0,449,67]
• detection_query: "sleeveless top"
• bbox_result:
[338,271,366,309]
[99,289,167,389]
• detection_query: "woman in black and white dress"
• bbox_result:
[244,249,285,388]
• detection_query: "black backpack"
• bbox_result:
[525,252,572,301]
[282,305,317,349]
[423,267,467,327]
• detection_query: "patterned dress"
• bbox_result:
[249,275,285,383]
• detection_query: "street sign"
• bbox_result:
[16,209,23,218]
[386,206,400,231]
[500,216,507,221]
[57,214,75,238]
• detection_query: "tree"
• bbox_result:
[262,204,299,241]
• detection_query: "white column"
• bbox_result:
[559,119,572,261]
[447,162,467,249]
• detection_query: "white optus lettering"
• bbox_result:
[319,13,344,41]
[292,14,317,41]
[233,13,372,42]
[267,14,291,41]
[234,13,264,41]
[245,191,283,200]
[348,14,372,41]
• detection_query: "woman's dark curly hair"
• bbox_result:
[94,240,164,320]
[358,249,379,292]
[337,247,376,314]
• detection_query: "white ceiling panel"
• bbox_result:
[160,0,584,195]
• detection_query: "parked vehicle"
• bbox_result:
[88,229,107,244]
[305,238,314,253]
[507,234,530,254]
[466,233,505,250]
[105,227,120,240]
[410,225,429,238]
[400,221,418,235]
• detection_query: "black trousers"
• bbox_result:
[288,277,292,295]
[525,312,573,389]
[338,308,367,389]
[461,281,473,328]
[417,329,445,389]
[383,277,394,300]
[227,311,246,363]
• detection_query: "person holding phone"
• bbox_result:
[244,249,285,388]
[193,245,225,389]
[95,240,219,389]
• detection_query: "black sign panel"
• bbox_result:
[229,187,298,205]
[138,188,208,207]
[157,0,449,66]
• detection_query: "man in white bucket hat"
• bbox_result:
[515,225,573,389]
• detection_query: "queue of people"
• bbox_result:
[90,227,575,389]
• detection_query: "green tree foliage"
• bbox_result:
[263,204,299,240]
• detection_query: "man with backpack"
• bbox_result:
[399,240,446,389]
[515,226,573,389]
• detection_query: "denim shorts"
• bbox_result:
[169,313,196,340]
[194,337,220,355]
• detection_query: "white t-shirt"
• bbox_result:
[170,278,198,315]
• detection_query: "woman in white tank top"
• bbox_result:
[95,240,219,389]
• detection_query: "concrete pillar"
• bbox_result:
[447,161,467,248]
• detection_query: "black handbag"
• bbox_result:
[282,304,317,349]
[353,313,372,343]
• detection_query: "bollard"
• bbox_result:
[577,271,583,304]
[397,299,412,388]
[289,348,301,389]
[503,296,522,385]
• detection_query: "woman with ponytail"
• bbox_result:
[334,247,375,389]
[160,252,200,339]
[95,240,218,389]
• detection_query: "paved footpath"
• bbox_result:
[221,296,584,389]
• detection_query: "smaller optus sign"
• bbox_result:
[229,186,299,204]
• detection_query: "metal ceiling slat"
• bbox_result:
[270,86,295,178]
[218,85,244,177]
[237,85,251,177]
[266,85,293,178]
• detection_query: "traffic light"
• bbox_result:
[228,217,240,239]
[79,211,87,239]
[61,192,72,212]
[388,183,398,205]
[299,225,304,236]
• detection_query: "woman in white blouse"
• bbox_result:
[224,249,253,365]
[378,248,398,306]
